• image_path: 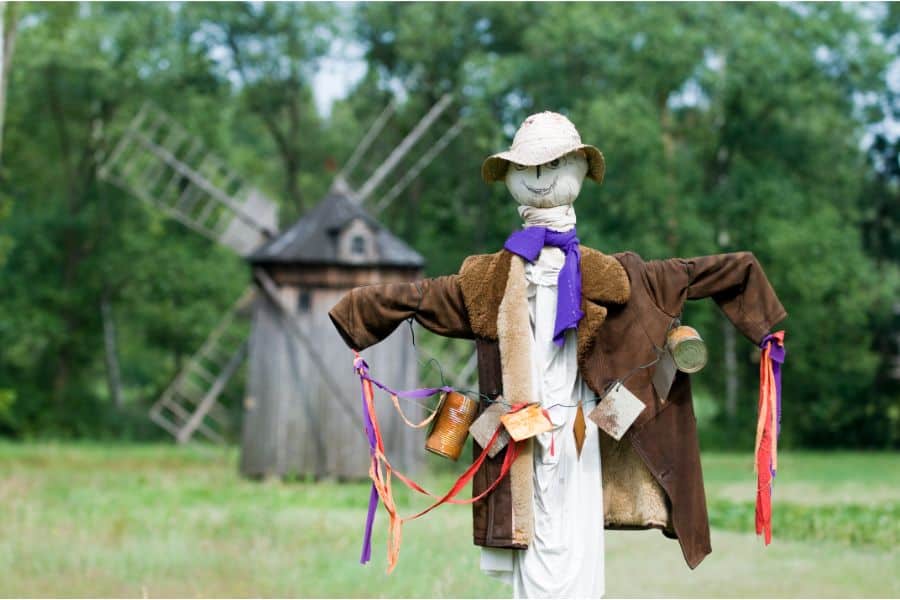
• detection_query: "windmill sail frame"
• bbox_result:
[99,102,278,256]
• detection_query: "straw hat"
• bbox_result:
[481,111,605,184]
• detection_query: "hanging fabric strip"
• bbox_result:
[358,366,454,403]
[755,330,785,545]
[353,352,521,573]
[355,353,456,563]
[357,355,380,565]
[390,392,441,429]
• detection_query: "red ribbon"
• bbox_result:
[755,330,785,545]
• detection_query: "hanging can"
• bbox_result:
[425,391,478,461]
[666,325,708,373]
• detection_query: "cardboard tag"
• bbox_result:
[652,348,678,403]
[469,402,511,458]
[587,382,646,441]
[500,404,554,442]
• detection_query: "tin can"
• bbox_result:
[666,325,708,373]
[425,391,478,461]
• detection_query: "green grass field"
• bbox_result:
[1,443,898,598]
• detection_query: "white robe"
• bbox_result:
[480,209,606,599]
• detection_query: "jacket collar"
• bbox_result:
[458,246,630,363]
[580,246,632,304]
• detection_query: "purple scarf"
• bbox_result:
[504,226,583,346]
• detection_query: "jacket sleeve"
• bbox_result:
[640,251,788,344]
[328,274,474,351]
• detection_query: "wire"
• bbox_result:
[617,346,664,387]
[381,342,665,414]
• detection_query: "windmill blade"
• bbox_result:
[98,102,278,256]
[175,340,248,444]
[371,117,465,215]
[333,97,398,190]
[150,287,255,443]
[332,65,427,191]
[355,93,454,203]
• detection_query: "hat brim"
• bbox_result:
[481,144,605,185]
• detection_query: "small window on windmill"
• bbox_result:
[339,218,376,264]
[351,235,366,256]
[297,289,311,313]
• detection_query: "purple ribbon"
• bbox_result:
[504,226,583,346]
[360,369,454,401]
[354,356,454,564]
[356,357,378,564]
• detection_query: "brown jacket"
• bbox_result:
[328,247,787,569]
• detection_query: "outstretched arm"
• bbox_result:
[328,274,474,351]
[640,251,788,344]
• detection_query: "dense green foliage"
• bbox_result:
[0,3,897,447]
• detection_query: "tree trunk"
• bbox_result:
[284,152,303,215]
[659,99,680,252]
[723,313,738,421]
[101,292,124,409]
[0,1,20,169]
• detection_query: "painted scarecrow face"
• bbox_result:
[504,150,589,208]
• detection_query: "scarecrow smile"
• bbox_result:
[523,177,558,196]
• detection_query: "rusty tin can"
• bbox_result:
[425,391,478,461]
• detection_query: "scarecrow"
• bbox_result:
[329,111,787,598]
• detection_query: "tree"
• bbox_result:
[183,2,338,219]
[0,3,246,435]
[0,1,19,170]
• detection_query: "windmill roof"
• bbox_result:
[247,191,425,268]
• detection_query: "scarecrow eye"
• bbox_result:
[513,164,528,171]
[547,159,561,169]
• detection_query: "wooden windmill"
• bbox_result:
[98,95,475,478]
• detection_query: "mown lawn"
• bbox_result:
[1,443,898,598]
